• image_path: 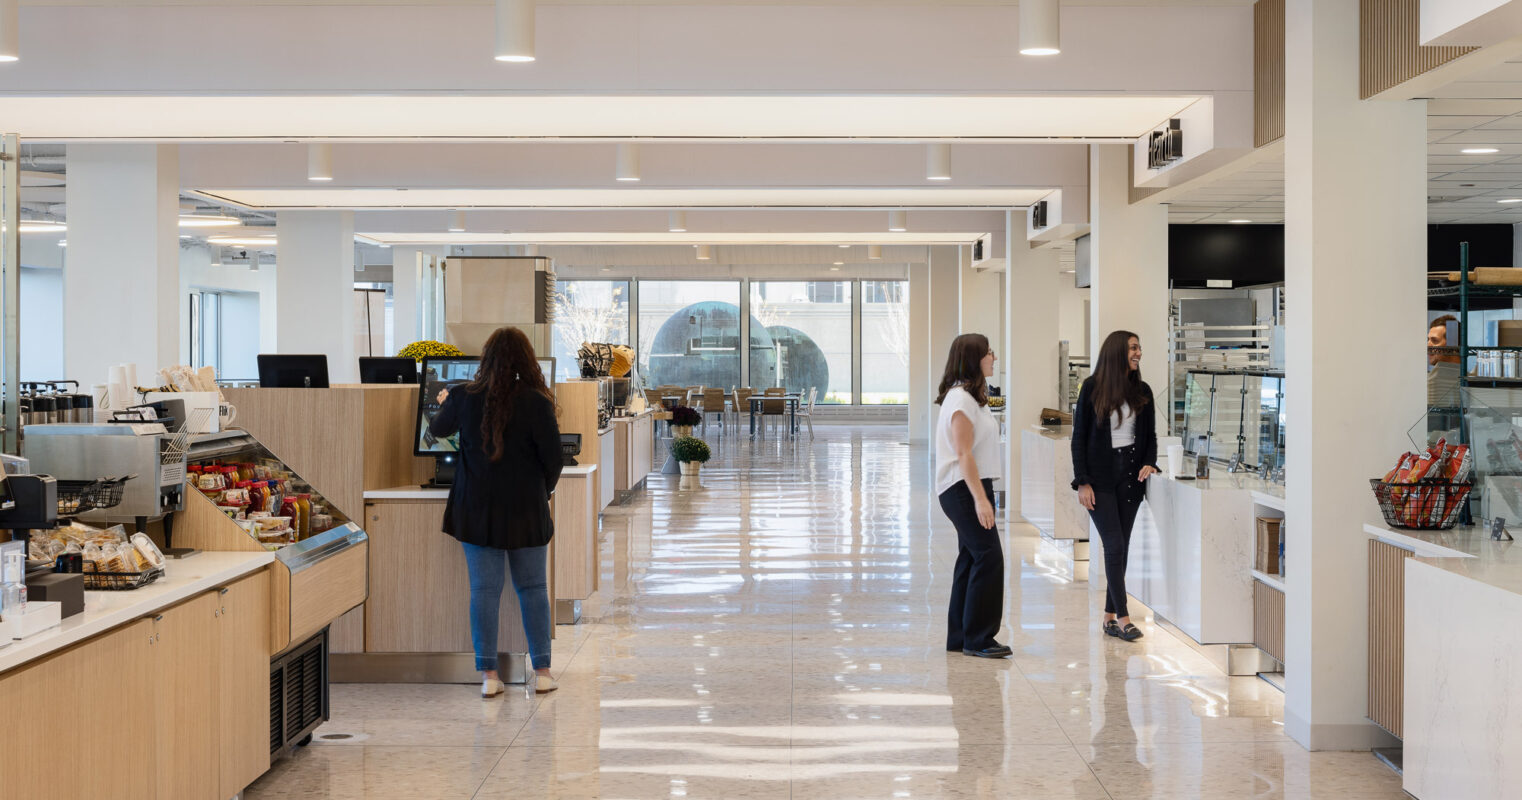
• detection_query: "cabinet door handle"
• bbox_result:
[218,587,229,596]
[153,614,163,622]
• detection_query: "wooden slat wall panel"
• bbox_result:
[1254,0,1285,147]
[1361,0,1477,99]
[1367,539,1415,738]
[1253,581,1286,662]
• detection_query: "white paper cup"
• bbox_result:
[1167,445,1185,477]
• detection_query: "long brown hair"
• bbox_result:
[466,326,555,462]
[1090,329,1147,423]
[935,333,991,407]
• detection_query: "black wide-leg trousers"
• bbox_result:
[941,478,1003,651]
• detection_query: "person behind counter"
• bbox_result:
[1428,314,1461,408]
[934,332,1011,659]
[1071,330,1159,644]
[430,326,564,698]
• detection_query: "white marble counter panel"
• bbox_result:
[1019,426,1089,542]
[1092,472,1256,645]
[1405,557,1522,800]
[0,551,274,673]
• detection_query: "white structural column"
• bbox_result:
[1088,144,1169,427]
[926,245,962,442]
[276,211,357,383]
[389,245,447,349]
[64,144,180,385]
[908,259,931,444]
[1004,209,1061,519]
[1283,0,1425,751]
[959,245,1001,343]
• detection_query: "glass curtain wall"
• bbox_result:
[637,281,743,389]
[861,280,910,404]
[749,281,852,403]
[552,280,630,383]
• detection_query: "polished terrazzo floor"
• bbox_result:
[246,426,1409,799]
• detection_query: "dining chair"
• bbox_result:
[700,388,727,436]
[733,388,755,434]
[763,387,787,397]
[796,386,818,439]
[758,395,788,438]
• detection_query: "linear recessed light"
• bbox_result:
[1499,199,1522,204]
[1462,148,1500,154]
[178,214,241,228]
[830,266,841,271]
[19,220,66,233]
[1228,219,1251,224]
[208,234,278,247]
[833,261,844,266]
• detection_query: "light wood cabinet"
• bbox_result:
[154,592,222,800]
[219,570,272,799]
[554,473,599,602]
[0,618,157,799]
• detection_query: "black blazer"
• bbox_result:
[429,387,563,550]
[1070,377,1160,491]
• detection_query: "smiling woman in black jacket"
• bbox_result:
[429,326,563,698]
[1071,330,1160,643]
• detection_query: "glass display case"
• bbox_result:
[1179,369,1285,473]
[1459,388,1522,523]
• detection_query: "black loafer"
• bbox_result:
[1119,623,1144,642]
[1103,620,1122,638]
[962,645,1012,659]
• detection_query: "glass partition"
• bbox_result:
[1181,369,1286,471]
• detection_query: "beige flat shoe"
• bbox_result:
[534,672,558,694]
[481,678,505,698]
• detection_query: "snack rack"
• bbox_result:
[42,473,167,590]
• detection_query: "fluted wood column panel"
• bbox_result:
[1360,0,1476,99]
[1254,0,1285,147]
[1367,538,1415,738]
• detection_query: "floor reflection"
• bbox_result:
[247,426,1408,800]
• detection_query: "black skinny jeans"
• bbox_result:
[1088,445,1146,619]
[940,478,1004,651]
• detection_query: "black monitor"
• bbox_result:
[359,357,419,385]
[257,354,330,389]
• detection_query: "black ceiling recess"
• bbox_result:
[1428,224,1514,312]
[1168,224,1285,289]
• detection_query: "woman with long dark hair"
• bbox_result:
[934,333,1009,659]
[430,326,564,696]
[1071,330,1160,642]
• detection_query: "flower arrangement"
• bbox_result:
[670,405,703,427]
[398,340,465,362]
[671,436,712,464]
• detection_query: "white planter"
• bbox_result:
[679,461,700,476]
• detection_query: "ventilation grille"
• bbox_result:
[269,629,329,758]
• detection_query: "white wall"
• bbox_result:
[1058,280,1091,359]
[20,267,64,382]
[178,244,278,373]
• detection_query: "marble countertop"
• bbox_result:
[365,486,449,500]
[0,551,274,674]
[563,465,597,477]
[1147,469,1286,497]
[1365,521,1522,597]
[1025,425,1073,441]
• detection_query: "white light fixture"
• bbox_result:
[178,214,240,228]
[308,143,333,182]
[0,0,18,62]
[1228,219,1251,224]
[838,244,850,248]
[1019,0,1061,56]
[616,143,641,182]
[868,244,883,260]
[19,220,65,233]
[448,210,466,232]
[495,0,536,63]
[1462,148,1500,155]
[888,210,908,232]
[926,143,951,181]
[668,210,687,232]
[208,234,278,247]
[1500,198,1522,204]
[695,244,712,260]
[57,240,65,248]
[833,260,844,266]
[830,266,841,271]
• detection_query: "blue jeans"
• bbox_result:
[461,541,552,672]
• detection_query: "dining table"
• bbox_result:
[748,395,801,437]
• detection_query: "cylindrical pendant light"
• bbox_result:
[888,210,908,232]
[1019,0,1061,56]
[926,144,951,181]
[495,0,536,62]
[448,210,466,232]
[307,143,333,182]
[616,143,641,182]
[868,244,883,260]
[668,210,687,232]
[695,244,712,261]
[0,0,19,62]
